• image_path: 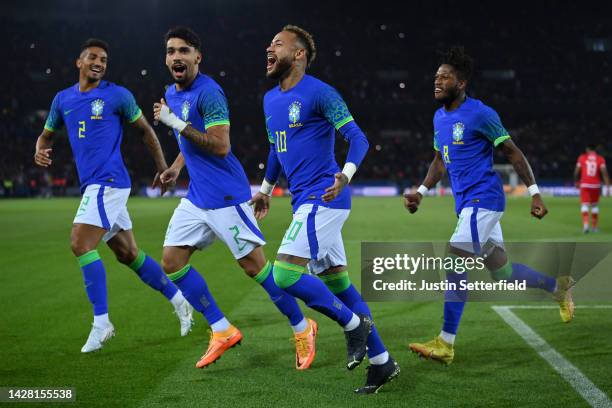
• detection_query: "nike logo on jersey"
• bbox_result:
[266,115,273,122]
[64,109,74,115]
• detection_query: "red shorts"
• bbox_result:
[580,187,601,205]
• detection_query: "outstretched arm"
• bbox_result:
[500,139,547,219]
[403,151,446,213]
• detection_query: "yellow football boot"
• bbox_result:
[409,336,454,365]
[554,276,576,323]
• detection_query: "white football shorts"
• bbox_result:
[73,184,132,242]
[164,198,265,259]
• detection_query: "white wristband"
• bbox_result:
[260,179,276,196]
[528,184,540,196]
[417,185,429,196]
[342,162,357,183]
[160,105,188,132]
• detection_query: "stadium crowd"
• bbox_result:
[2,0,611,196]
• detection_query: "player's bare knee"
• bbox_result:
[242,265,260,277]
[70,237,95,257]
[238,247,267,277]
[161,257,184,275]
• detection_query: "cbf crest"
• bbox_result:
[181,101,191,122]
[90,99,104,119]
[452,122,465,144]
[288,101,303,128]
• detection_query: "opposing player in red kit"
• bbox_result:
[575,145,610,233]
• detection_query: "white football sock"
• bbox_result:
[292,318,308,334]
[93,313,111,327]
[211,317,230,332]
[170,291,186,309]
[343,313,360,331]
[369,351,389,365]
[439,330,456,345]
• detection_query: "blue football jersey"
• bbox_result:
[164,73,251,209]
[263,75,354,211]
[432,97,511,213]
[44,81,142,192]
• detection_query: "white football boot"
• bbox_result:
[174,298,194,336]
[81,322,115,353]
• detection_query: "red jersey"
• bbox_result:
[577,152,606,188]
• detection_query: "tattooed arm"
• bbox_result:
[500,139,548,219]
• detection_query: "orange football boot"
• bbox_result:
[195,325,242,368]
[294,318,318,370]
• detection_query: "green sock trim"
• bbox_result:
[77,250,101,268]
[129,250,146,271]
[254,261,272,284]
[272,261,305,289]
[274,261,306,273]
[167,264,191,282]
[320,270,351,294]
[491,261,512,281]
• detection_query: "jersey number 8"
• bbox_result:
[443,145,451,164]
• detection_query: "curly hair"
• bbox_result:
[164,26,202,51]
[283,24,317,68]
[438,46,474,81]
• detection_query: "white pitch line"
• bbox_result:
[492,305,612,408]
[500,305,612,309]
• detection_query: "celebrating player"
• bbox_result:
[404,47,575,365]
[153,27,315,370]
[574,145,609,233]
[34,39,193,353]
[250,25,399,394]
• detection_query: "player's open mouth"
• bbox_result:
[434,87,443,95]
[90,66,103,74]
[266,55,277,70]
[172,64,187,76]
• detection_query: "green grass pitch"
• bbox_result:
[1,196,611,407]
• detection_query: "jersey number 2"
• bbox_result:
[78,121,86,139]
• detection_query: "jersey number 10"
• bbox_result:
[276,131,287,153]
